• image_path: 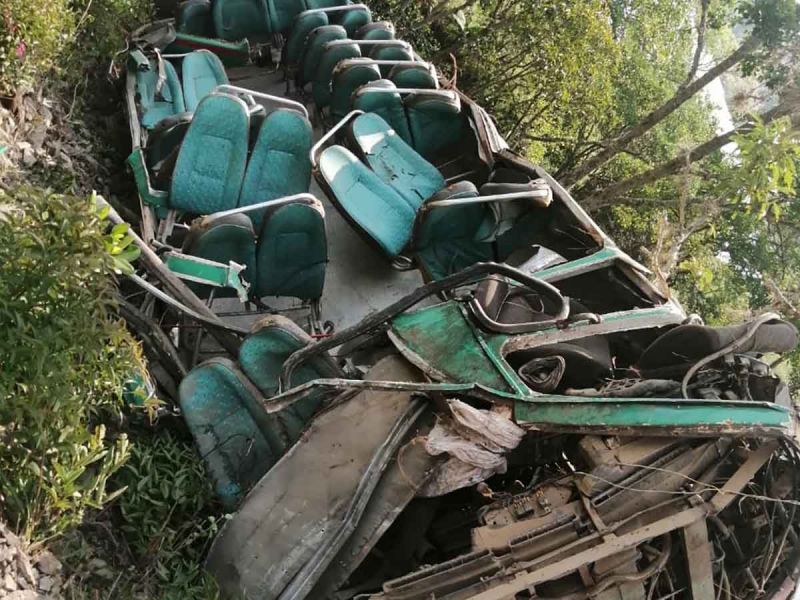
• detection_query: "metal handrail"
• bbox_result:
[206,193,321,221]
[214,84,309,119]
[424,189,551,209]
[309,109,364,168]
[295,3,370,16]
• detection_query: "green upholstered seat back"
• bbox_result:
[319,145,415,257]
[354,20,394,41]
[414,182,494,281]
[285,11,328,65]
[136,59,186,129]
[212,0,270,41]
[389,63,437,89]
[329,60,380,119]
[239,315,339,401]
[255,201,327,300]
[175,0,215,37]
[181,50,229,111]
[182,213,258,296]
[404,91,467,162]
[299,25,346,87]
[170,93,249,213]
[312,41,361,108]
[335,6,371,34]
[368,44,413,77]
[352,79,412,144]
[267,0,306,32]
[239,109,313,227]
[178,358,288,508]
[350,113,445,210]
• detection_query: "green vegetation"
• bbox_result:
[372,0,800,322]
[1,0,152,95]
[1,0,799,597]
[0,187,143,541]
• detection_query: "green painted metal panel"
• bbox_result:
[390,301,513,392]
[515,396,794,437]
[165,252,249,302]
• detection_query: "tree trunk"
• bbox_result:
[561,37,757,188]
[580,105,799,211]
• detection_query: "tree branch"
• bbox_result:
[580,103,799,211]
[562,36,759,188]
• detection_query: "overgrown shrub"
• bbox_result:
[0,0,76,95]
[111,430,222,599]
[0,0,152,96]
[0,186,144,541]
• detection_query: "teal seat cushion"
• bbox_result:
[182,213,258,297]
[285,11,328,65]
[312,41,360,109]
[170,93,249,213]
[320,145,415,257]
[176,0,215,37]
[354,20,394,41]
[239,109,313,228]
[414,184,493,281]
[353,79,412,144]
[239,315,340,422]
[267,0,305,32]
[389,63,437,89]
[178,358,288,508]
[255,201,327,300]
[350,113,445,210]
[369,44,413,77]
[330,60,380,119]
[182,50,229,111]
[212,0,271,41]
[405,92,468,162]
[137,60,186,129]
[299,25,346,87]
[335,6,371,34]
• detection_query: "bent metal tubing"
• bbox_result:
[278,262,570,390]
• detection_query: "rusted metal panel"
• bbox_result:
[681,520,715,600]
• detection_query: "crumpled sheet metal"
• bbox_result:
[420,399,525,497]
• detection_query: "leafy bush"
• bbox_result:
[110,430,223,599]
[0,0,76,95]
[0,0,152,95]
[0,186,144,541]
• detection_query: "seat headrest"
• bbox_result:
[404,91,461,113]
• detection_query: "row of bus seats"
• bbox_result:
[317,112,553,281]
[283,14,479,176]
[133,91,327,302]
[131,49,229,130]
[175,0,370,42]
[178,315,343,507]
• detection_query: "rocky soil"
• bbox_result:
[0,523,64,599]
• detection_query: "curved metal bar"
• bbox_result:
[309,109,364,168]
[206,193,321,221]
[467,275,570,335]
[295,3,370,16]
[354,87,457,99]
[213,84,309,119]
[424,189,551,208]
[128,274,249,335]
[278,262,569,390]
[326,39,411,49]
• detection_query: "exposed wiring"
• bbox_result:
[681,312,781,398]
